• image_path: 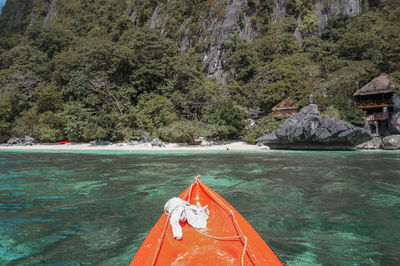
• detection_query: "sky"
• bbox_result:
[0,0,6,15]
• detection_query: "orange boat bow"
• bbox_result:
[131,178,282,266]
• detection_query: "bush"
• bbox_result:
[202,102,249,139]
[83,122,107,141]
[242,114,283,144]
[135,94,179,137]
[159,120,218,144]
[321,105,341,120]
[35,84,63,113]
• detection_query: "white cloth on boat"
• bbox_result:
[164,197,209,240]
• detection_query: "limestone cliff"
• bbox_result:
[146,0,366,80]
[0,0,369,80]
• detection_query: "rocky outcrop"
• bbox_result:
[391,92,400,133]
[151,138,165,147]
[272,0,287,23]
[357,137,382,150]
[202,0,253,80]
[7,136,36,145]
[257,104,372,150]
[146,0,364,81]
[149,5,168,33]
[313,0,361,33]
[42,0,57,26]
[89,139,111,146]
[148,0,255,81]
[201,0,255,80]
[382,135,400,150]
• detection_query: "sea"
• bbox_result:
[1,150,399,265]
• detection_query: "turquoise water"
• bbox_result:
[0,150,399,265]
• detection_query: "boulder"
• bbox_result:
[128,140,143,145]
[357,137,382,150]
[151,138,164,147]
[7,135,35,145]
[257,104,372,150]
[393,92,400,113]
[382,135,400,150]
[23,135,35,145]
[90,139,111,146]
[391,92,400,133]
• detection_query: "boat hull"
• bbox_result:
[131,180,282,265]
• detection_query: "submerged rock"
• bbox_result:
[357,137,382,150]
[257,104,372,150]
[382,135,400,150]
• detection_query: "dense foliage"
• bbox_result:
[0,0,399,143]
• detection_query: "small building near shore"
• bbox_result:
[272,98,298,118]
[353,73,398,136]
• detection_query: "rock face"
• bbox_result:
[357,137,382,150]
[391,93,400,133]
[148,0,254,80]
[257,104,372,150]
[313,0,361,33]
[146,0,364,81]
[202,0,254,80]
[382,135,400,150]
[42,0,57,26]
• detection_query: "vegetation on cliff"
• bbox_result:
[0,0,399,143]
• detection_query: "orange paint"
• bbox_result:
[131,179,282,266]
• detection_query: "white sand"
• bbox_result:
[0,142,269,152]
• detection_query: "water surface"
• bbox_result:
[1,150,399,265]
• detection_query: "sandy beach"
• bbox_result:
[0,141,268,152]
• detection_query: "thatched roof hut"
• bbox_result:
[353,73,398,96]
[272,98,298,117]
[272,98,298,111]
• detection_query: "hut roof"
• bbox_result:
[353,73,398,96]
[272,98,298,111]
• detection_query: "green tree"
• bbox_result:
[257,53,320,112]
[83,122,107,141]
[299,10,319,35]
[323,60,379,96]
[242,114,283,144]
[226,42,260,83]
[202,102,249,138]
[35,84,63,113]
[27,24,73,58]
[62,102,91,142]
[135,94,179,136]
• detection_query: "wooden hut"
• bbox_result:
[353,73,399,135]
[272,98,298,118]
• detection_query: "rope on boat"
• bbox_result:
[197,177,258,266]
[151,215,170,266]
[151,175,256,266]
[193,227,248,266]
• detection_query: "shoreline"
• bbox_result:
[0,142,266,152]
[0,142,399,153]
